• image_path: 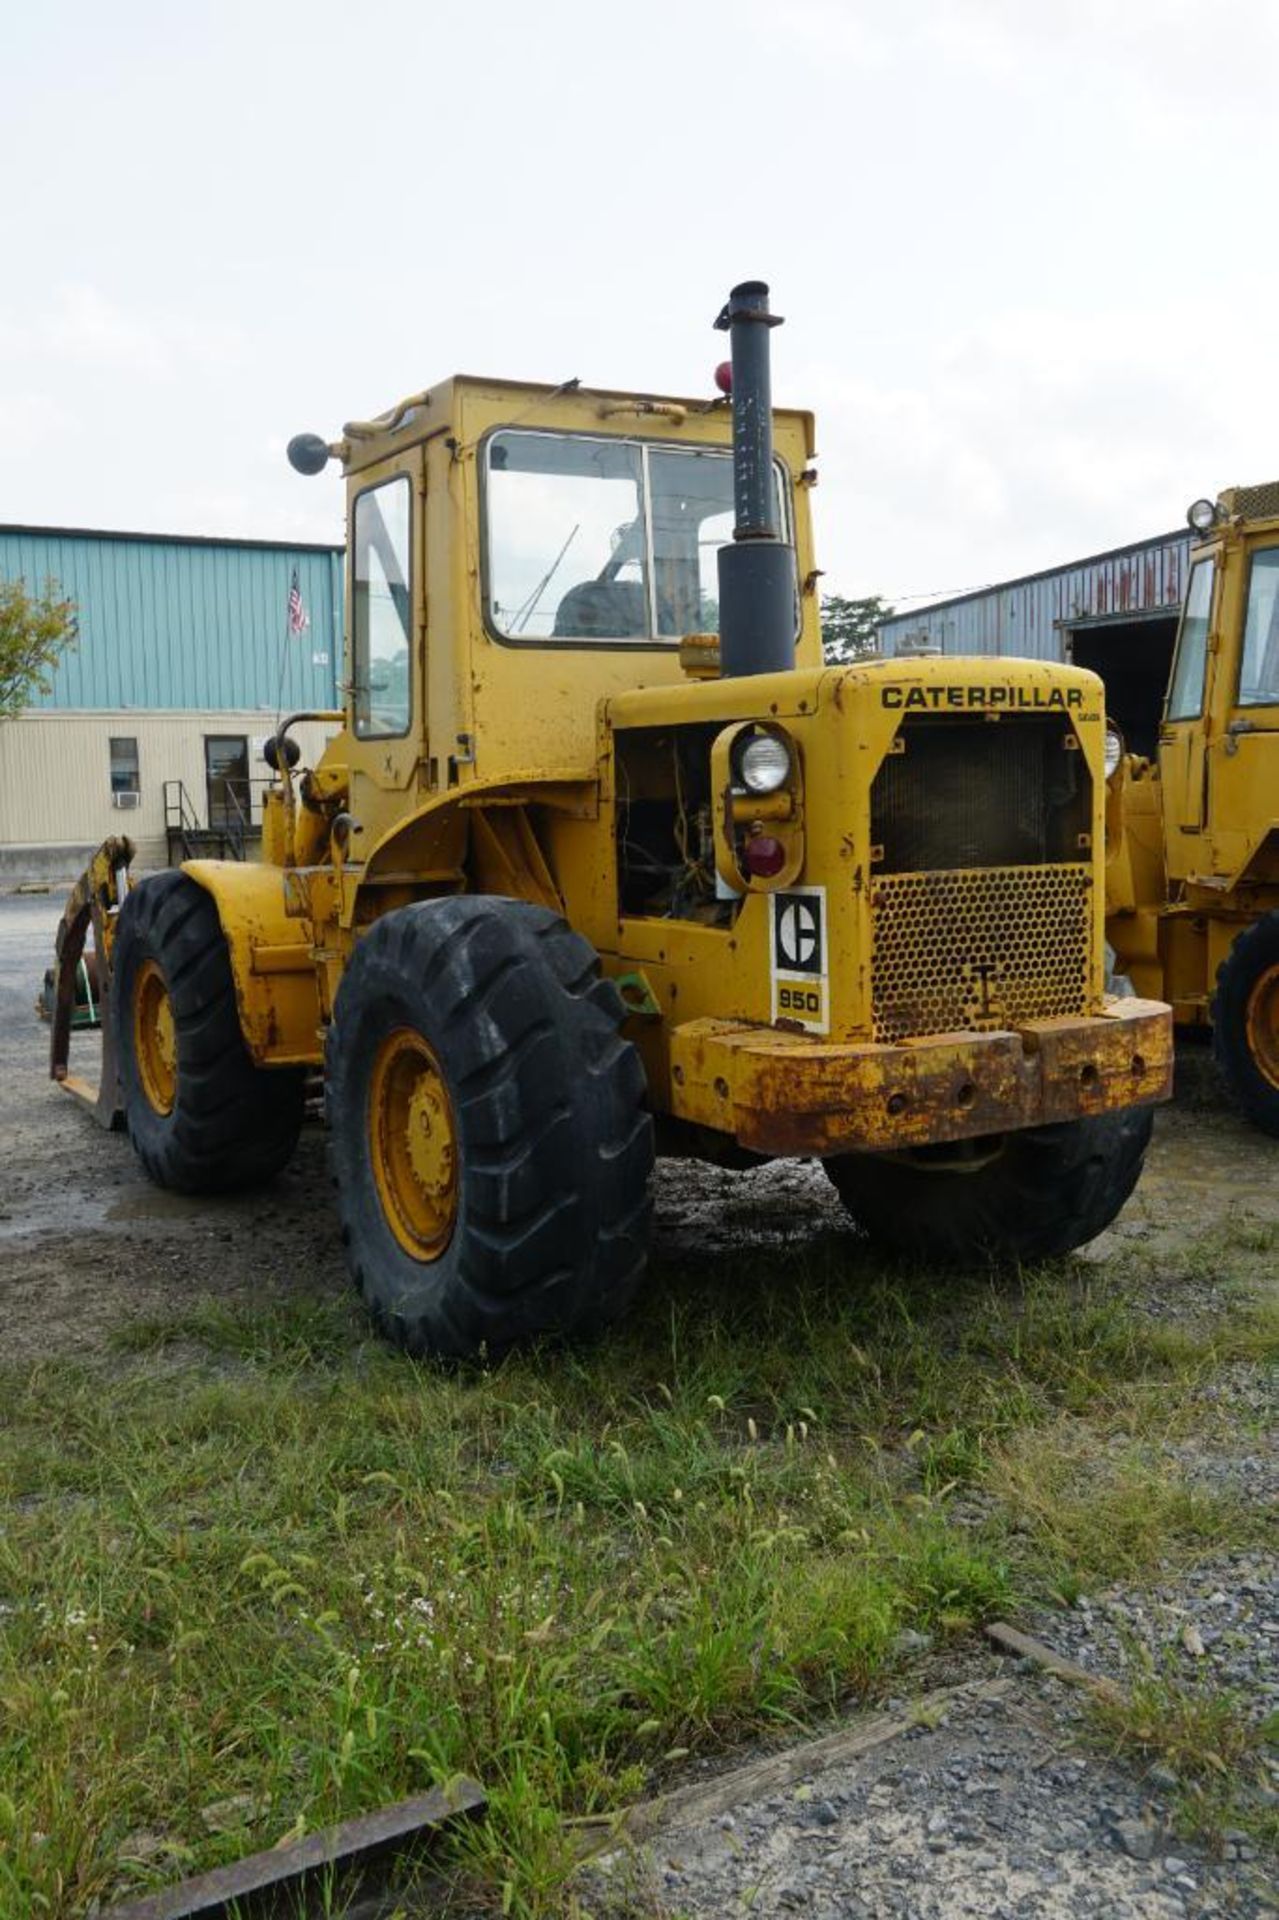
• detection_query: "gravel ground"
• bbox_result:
[1027,1555,1279,1734]
[586,1675,1273,1918]
[2,891,1276,1918]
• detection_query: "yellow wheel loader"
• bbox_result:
[1106,483,1279,1135]
[49,282,1173,1356]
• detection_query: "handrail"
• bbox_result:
[162,776,275,862]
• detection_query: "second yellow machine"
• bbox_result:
[58,283,1173,1355]
[1107,482,1279,1134]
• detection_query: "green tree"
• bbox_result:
[821,592,894,663]
[0,575,77,718]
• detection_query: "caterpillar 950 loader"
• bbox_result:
[50,282,1173,1356]
[1106,482,1279,1134]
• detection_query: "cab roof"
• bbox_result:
[338,374,817,473]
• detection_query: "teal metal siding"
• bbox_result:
[0,525,343,711]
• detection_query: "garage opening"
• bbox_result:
[1066,617,1178,760]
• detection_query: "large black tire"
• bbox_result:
[823,1109,1154,1265]
[326,897,654,1358]
[114,872,306,1192]
[1211,913,1279,1138]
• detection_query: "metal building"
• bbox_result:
[879,528,1191,756]
[0,524,343,880]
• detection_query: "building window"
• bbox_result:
[109,736,140,795]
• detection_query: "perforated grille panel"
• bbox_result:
[1230,481,1279,521]
[871,863,1092,1043]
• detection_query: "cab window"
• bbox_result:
[483,430,792,646]
[486,434,646,642]
[1166,556,1215,721]
[650,447,740,638]
[1239,546,1279,707]
[352,477,412,737]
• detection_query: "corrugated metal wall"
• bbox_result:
[880,530,1190,660]
[0,524,343,710]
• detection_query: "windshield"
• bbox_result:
[1166,555,1215,722]
[483,430,791,645]
[1239,545,1279,706]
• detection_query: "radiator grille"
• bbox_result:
[871,863,1092,1043]
[871,717,1090,873]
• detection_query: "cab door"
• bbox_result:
[345,451,428,843]
[1159,551,1218,880]
[1210,541,1279,878]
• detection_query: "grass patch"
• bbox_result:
[1089,1668,1279,1854]
[986,1421,1272,1589]
[1,1224,1272,1916]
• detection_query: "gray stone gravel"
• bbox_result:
[584,1679,1277,1917]
[1025,1553,1278,1722]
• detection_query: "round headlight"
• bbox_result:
[1187,497,1218,534]
[738,733,792,794]
[1104,722,1124,780]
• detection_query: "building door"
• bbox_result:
[205,735,250,832]
[1067,617,1178,760]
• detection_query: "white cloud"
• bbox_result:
[808,290,1279,603]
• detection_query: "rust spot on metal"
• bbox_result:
[669,1001,1173,1159]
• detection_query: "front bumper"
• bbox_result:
[667,997,1173,1156]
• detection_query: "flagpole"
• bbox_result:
[274,564,308,744]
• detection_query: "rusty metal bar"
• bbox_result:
[104,1777,486,1920]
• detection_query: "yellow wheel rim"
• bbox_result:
[134,959,177,1116]
[1245,962,1279,1092]
[369,1028,459,1260]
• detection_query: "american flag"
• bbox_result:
[287,568,309,636]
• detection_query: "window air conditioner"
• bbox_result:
[111,790,142,810]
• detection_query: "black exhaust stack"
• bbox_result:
[714,280,797,677]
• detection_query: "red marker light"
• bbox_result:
[744,834,786,878]
[714,360,733,395]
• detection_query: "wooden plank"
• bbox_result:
[105,1778,485,1920]
[984,1620,1123,1702]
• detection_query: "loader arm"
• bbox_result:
[48,835,136,1128]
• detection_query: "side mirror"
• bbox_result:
[287,433,331,477]
[264,734,302,772]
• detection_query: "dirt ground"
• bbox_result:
[3,891,1277,1918]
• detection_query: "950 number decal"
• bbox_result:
[770,887,829,1034]
[777,984,822,1016]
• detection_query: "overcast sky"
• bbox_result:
[3,0,1276,611]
